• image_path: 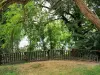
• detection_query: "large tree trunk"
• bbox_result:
[73,0,100,30]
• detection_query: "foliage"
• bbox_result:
[0,0,100,53]
[0,3,23,52]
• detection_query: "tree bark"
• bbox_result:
[73,0,100,30]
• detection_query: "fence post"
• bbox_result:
[47,50,50,60]
[0,50,3,65]
[0,54,2,65]
[24,52,28,61]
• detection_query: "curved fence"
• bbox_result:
[0,50,99,65]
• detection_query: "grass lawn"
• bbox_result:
[0,60,100,75]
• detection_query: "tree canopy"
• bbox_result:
[0,0,100,53]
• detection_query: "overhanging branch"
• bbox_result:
[73,0,100,30]
[0,0,29,12]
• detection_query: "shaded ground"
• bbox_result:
[0,60,99,75]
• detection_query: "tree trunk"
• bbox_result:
[11,29,14,52]
[73,0,100,30]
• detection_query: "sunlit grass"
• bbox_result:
[0,60,99,75]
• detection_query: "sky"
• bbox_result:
[19,36,29,48]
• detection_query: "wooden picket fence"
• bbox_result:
[0,50,99,65]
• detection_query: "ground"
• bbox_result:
[0,60,100,75]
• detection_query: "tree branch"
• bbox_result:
[0,0,29,12]
[73,0,100,30]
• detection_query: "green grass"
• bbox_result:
[0,66,19,75]
[72,65,100,75]
[0,61,100,75]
